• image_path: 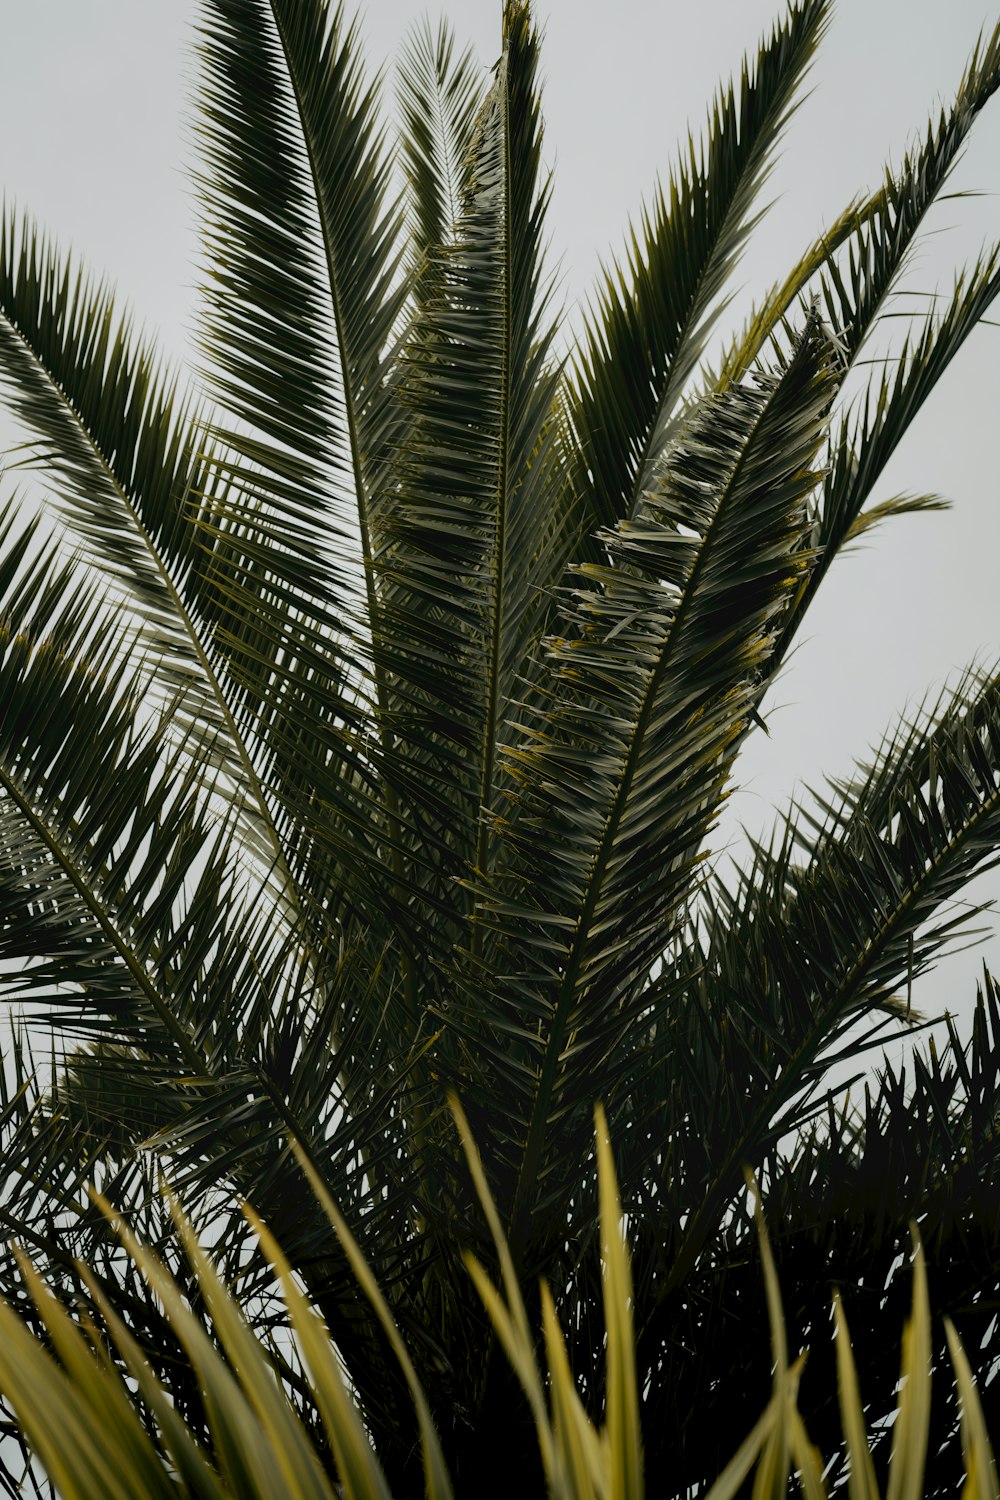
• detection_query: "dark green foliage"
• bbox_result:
[0,2,999,1495]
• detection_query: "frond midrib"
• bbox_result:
[473,51,514,899]
[267,4,383,651]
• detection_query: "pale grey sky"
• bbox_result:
[2,0,999,1045]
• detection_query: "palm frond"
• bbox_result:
[656,665,1000,1299]
[196,0,405,673]
[716,18,1000,387]
[0,654,219,1072]
[739,248,1000,759]
[195,0,435,942]
[1,1,1000,1490]
[461,313,841,1252]
[0,585,415,1298]
[0,497,386,1269]
[466,0,562,880]
[822,24,1000,361]
[0,215,340,927]
[807,252,1000,576]
[567,0,829,539]
[375,0,566,898]
[0,212,208,639]
[628,980,1000,1493]
[0,775,423,1479]
[396,17,485,287]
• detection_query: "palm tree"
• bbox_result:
[1,0,999,1492]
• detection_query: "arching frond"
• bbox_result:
[462,314,841,1251]
[567,0,829,539]
[716,20,1000,387]
[656,665,1000,1295]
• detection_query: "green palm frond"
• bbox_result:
[459,312,841,1249]
[0,493,403,1314]
[0,212,210,633]
[464,0,562,877]
[0,645,218,1070]
[731,984,1000,1493]
[567,0,829,539]
[656,665,1000,1296]
[717,21,1000,388]
[195,0,427,941]
[375,0,567,903]
[812,252,1000,555]
[0,218,236,768]
[396,17,485,282]
[680,20,1000,754]
[197,0,405,530]
[820,25,1000,362]
[628,981,1000,1492]
[0,215,357,936]
[735,250,1000,723]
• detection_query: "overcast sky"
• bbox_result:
[2,0,999,1049]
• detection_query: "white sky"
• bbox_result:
[2,0,999,1056]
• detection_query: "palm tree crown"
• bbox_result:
[1,1,1000,1493]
